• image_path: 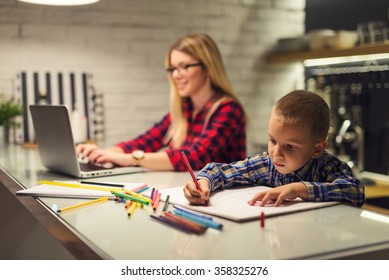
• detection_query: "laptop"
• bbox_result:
[29,104,143,178]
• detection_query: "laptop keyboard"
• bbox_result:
[79,162,111,172]
[78,155,114,172]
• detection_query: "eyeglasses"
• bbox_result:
[165,62,203,74]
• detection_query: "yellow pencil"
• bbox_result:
[128,201,138,217]
[124,189,152,203]
[57,197,109,213]
[39,180,123,193]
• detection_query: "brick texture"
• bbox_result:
[0,0,306,155]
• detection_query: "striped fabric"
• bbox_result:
[11,71,104,144]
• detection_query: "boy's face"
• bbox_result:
[267,112,324,174]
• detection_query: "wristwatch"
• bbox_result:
[132,150,145,166]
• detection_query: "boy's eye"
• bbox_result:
[286,144,297,150]
[268,139,276,145]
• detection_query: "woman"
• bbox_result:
[77,33,246,171]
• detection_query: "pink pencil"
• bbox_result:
[130,183,148,193]
[152,189,159,205]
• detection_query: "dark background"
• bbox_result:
[306,0,389,31]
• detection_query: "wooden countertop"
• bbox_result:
[362,172,389,215]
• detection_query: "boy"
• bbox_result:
[184,90,365,207]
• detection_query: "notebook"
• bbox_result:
[29,104,143,178]
[15,181,146,200]
[155,186,338,222]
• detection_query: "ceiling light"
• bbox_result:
[18,0,100,6]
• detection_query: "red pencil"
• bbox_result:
[260,211,265,228]
[180,151,202,193]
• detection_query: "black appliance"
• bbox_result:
[305,59,389,175]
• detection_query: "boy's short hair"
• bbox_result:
[273,90,330,141]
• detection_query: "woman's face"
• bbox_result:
[168,50,209,98]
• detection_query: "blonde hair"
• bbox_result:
[164,33,245,148]
[273,90,330,141]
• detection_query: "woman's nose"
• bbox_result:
[172,68,183,78]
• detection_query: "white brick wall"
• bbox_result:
[0,0,306,156]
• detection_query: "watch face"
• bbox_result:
[133,150,144,160]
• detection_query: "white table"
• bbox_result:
[1,144,389,259]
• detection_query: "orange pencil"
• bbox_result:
[125,200,133,209]
[162,212,205,234]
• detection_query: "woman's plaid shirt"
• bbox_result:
[117,98,246,171]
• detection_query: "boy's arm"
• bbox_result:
[302,164,365,207]
[197,154,269,192]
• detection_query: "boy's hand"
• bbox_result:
[183,178,210,205]
[248,182,307,207]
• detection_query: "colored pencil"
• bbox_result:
[173,205,213,220]
[124,189,152,203]
[162,212,206,234]
[39,180,122,193]
[152,192,161,211]
[150,214,195,234]
[173,208,223,230]
[111,191,149,205]
[162,195,170,212]
[180,151,202,193]
[128,202,138,217]
[57,197,108,213]
[260,211,265,228]
[80,181,124,188]
[130,183,148,193]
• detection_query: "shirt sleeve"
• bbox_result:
[166,101,246,171]
[197,154,270,192]
[302,161,365,207]
[116,114,170,153]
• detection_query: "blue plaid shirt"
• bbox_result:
[197,151,365,207]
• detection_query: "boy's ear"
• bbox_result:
[312,140,328,158]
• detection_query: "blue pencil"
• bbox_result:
[173,208,223,230]
[173,205,213,220]
[135,186,149,193]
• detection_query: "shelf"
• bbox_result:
[265,43,389,63]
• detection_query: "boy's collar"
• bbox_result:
[286,151,328,179]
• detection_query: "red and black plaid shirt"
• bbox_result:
[117,98,246,171]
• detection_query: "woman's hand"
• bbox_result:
[76,143,99,159]
[76,144,129,166]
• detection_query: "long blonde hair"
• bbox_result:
[164,33,245,148]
